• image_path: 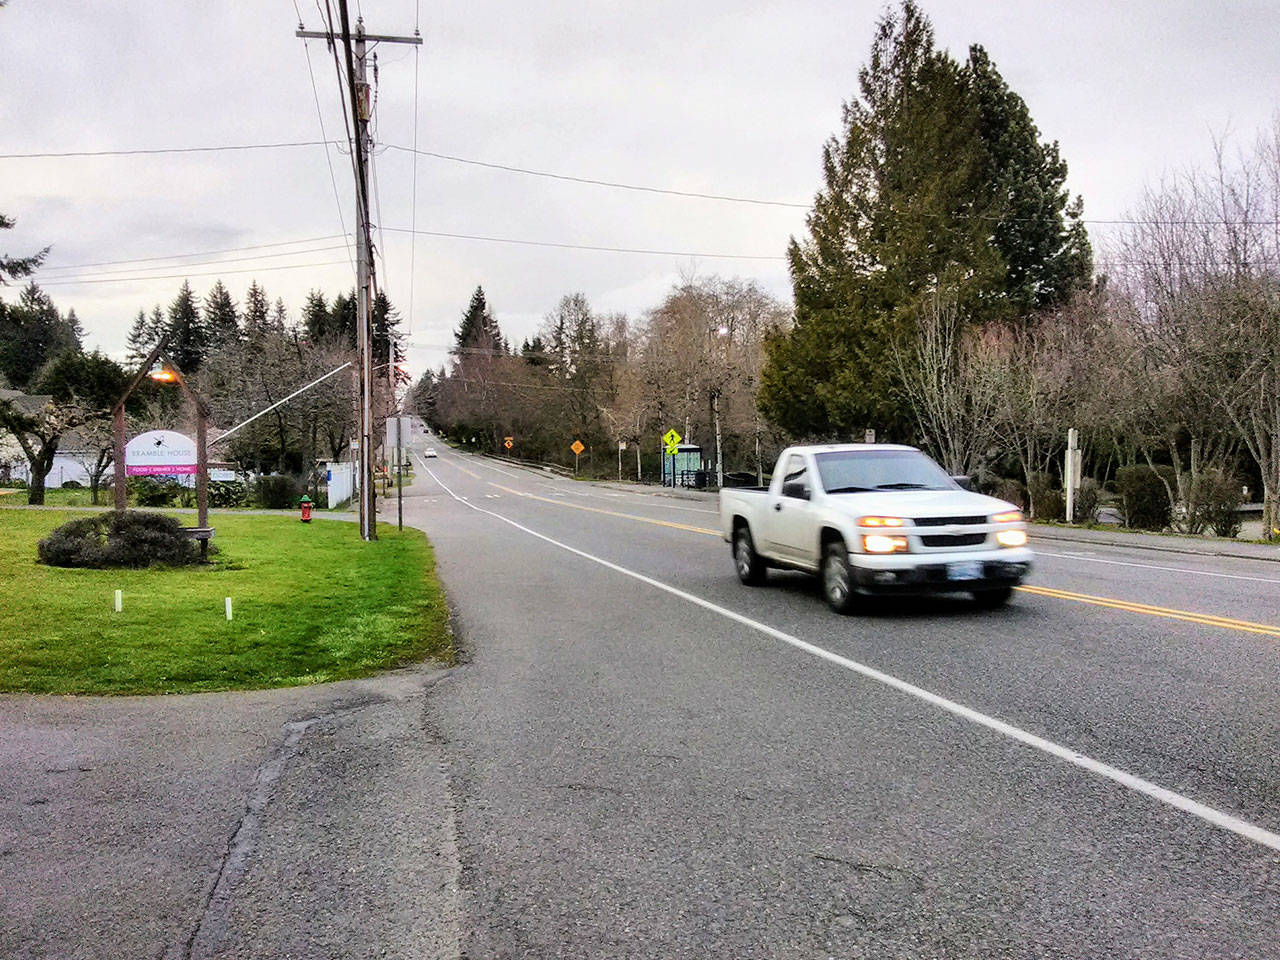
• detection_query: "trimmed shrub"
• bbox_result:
[131,477,181,507]
[1074,477,1101,524]
[1189,468,1244,538]
[1116,464,1174,531]
[991,478,1027,510]
[1028,472,1065,522]
[38,511,198,569]
[209,479,248,509]
[254,474,301,510]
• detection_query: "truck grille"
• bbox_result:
[919,533,988,548]
[913,515,987,527]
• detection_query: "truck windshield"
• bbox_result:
[814,450,958,493]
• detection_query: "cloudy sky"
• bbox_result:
[2,0,1277,376]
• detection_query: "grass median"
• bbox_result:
[0,509,453,695]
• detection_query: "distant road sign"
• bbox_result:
[504,436,514,450]
[662,428,682,447]
[570,439,585,456]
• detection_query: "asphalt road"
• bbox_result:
[408,443,1280,959]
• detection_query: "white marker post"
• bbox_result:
[113,590,122,613]
[225,597,233,621]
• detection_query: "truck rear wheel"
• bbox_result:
[821,540,859,614]
[733,524,768,585]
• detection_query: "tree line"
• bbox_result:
[0,223,405,503]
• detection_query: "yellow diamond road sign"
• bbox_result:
[503,437,513,450]
[662,428,681,447]
[570,439,585,456]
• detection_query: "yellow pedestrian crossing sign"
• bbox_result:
[662,428,681,455]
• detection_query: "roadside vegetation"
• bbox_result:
[0,510,453,695]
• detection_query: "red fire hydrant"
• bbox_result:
[299,495,313,523]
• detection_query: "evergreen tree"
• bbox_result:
[242,281,270,339]
[760,1,1092,439]
[203,281,240,349]
[0,282,81,389]
[330,291,357,346]
[166,280,207,372]
[372,291,402,368]
[302,290,331,341]
[521,335,548,366]
[452,286,503,356]
[125,309,151,365]
[0,213,47,286]
[271,297,289,332]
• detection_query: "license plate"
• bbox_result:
[947,561,983,581]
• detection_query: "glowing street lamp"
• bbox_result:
[147,362,177,383]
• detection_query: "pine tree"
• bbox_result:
[452,286,503,356]
[760,0,1092,439]
[0,282,81,389]
[301,290,331,341]
[0,213,48,285]
[372,291,402,368]
[125,309,152,366]
[243,281,269,338]
[271,298,289,332]
[330,291,357,346]
[203,281,240,350]
[166,280,207,372]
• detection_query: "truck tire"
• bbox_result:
[732,524,768,585]
[821,540,858,614]
[970,586,1013,608]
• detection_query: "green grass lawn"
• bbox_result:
[0,510,453,695]
[0,487,105,507]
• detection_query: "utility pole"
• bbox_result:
[297,5,420,541]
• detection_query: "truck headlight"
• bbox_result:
[863,534,909,554]
[996,529,1028,548]
[991,510,1023,523]
[859,516,905,528]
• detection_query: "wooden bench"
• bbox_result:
[183,526,216,560]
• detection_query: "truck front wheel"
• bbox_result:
[733,524,768,586]
[821,540,859,614]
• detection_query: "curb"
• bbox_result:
[1031,527,1280,564]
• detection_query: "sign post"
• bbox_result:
[570,439,585,475]
[504,436,514,452]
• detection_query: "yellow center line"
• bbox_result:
[435,453,1280,641]
[1016,584,1280,638]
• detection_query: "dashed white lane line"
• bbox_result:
[446,449,720,515]
[1037,549,1280,585]
[420,455,1280,855]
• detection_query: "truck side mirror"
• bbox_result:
[951,475,975,492]
[781,480,810,500]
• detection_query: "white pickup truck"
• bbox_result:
[720,444,1032,613]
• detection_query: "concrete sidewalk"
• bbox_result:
[0,668,460,960]
[1029,523,1280,562]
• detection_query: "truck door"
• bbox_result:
[763,453,819,567]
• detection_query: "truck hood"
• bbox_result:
[826,488,1017,520]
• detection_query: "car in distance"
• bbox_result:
[423,448,438,458]
[720,444,1032,612]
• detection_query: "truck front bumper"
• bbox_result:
[850,548,1033,596]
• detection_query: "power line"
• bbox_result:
[380,225,786,261]
[37,258,353,287]
[0,140,335,159]
[379,144,810,210]
[36,244,351,280]
[33,234,349,272]
[406,1,422,335]
[297,13,357,276]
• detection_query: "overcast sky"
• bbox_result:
[2,0,1277,376]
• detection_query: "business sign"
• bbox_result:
[125,430,198,476]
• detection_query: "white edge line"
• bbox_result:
[420,454,1280,854]
[1037,549,1280,585]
